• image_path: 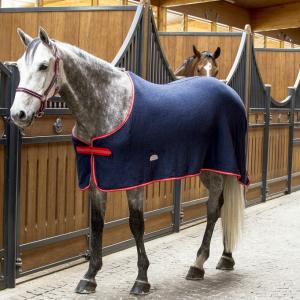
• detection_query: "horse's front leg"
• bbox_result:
[75,185,107,294]
[127,188,151,295]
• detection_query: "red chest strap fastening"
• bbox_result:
[76,146,112,157]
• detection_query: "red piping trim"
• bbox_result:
[76,146,112,157]
[72,71,134,188]
[71,71,135,145]
[73,72,250,192]
[80,163,250,192]
[92,72,135,142]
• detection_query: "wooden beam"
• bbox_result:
[183,13,188,31]
[158,6,167,31]
[172,2,250,29]
[211,21,216,31]
[258,28,300,45]
[251,2,300,31]
[159,0,219,8]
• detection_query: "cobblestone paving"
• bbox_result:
[1,192,300,300]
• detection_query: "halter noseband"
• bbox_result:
[16,43,60,118]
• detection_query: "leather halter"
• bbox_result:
[16,43,60,118]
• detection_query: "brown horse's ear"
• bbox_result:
[17,28,33,48]
[193,45,201,58]
[213,47,221,59]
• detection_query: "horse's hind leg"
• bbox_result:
[216,175,244,270]
[127,188,150,295]
[75,186,107,294]
[186,172,224,280]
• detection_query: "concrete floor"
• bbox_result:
[1,191,300,299]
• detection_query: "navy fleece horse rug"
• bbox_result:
[72,72,249,192]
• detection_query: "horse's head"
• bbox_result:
[10,27,61,128]
[175,45,220,77]
[192,45,220,77]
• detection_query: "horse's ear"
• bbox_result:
[17,28,33,47]
[39,26,51,47]
[213,47,221,59]
[193,45,201,58]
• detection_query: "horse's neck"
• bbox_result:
[174,63,187,76]
[57,43,131,142]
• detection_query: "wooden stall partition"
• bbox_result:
[246,115,264,203]
[0,6,138,276]
[0,7,136,62]
[255,49,300,102]
[267,117,289,196]
[19,126,90,273]
[246,39,270,204]
[158,32,242,80]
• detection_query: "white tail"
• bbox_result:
[221,176,245,253]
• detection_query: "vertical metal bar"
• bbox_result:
[141,0,150,79]
[0,66,10,291]
[173,180,181,233]
[244,25,252,113]
[4,64,21,287]
[262,85,271,202]
[287,88,295,194]
[137,16,143,76]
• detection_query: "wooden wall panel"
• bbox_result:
[255,50,300,101]
[21,236,87,272]
[182,203,207,223]
[159,34,241,80]
[247,126,264,184]
[267,126,289,180]
[292,143,300,173]
[0,10,135,62]
[19,142,89,244]
[182,177,207,203]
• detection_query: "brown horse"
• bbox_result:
[175,45,221,77]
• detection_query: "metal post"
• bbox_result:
[287,87,296,194]
[141,0,151,79]
[244,24,252,115]
[4,64,21,287]
[261,84,271,202]
[173,180,181,232]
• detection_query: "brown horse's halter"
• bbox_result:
[16,43,60,118]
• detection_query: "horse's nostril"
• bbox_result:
[18,110,26,120]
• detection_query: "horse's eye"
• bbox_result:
[39,64,48,71]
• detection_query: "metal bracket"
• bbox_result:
[53,117,63,134]
[180,210,184,221]
[15,257,22,271]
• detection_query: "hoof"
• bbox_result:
[130,280,151,295]
[75,279,97,294]
[185,266,204,281]
[216,255,235,270]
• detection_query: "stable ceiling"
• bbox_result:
[156,0,300,44]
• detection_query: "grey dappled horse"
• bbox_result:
[10,28,245,296]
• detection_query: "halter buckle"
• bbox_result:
[36,111,45,118]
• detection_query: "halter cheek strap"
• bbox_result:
[16,43,60,118]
